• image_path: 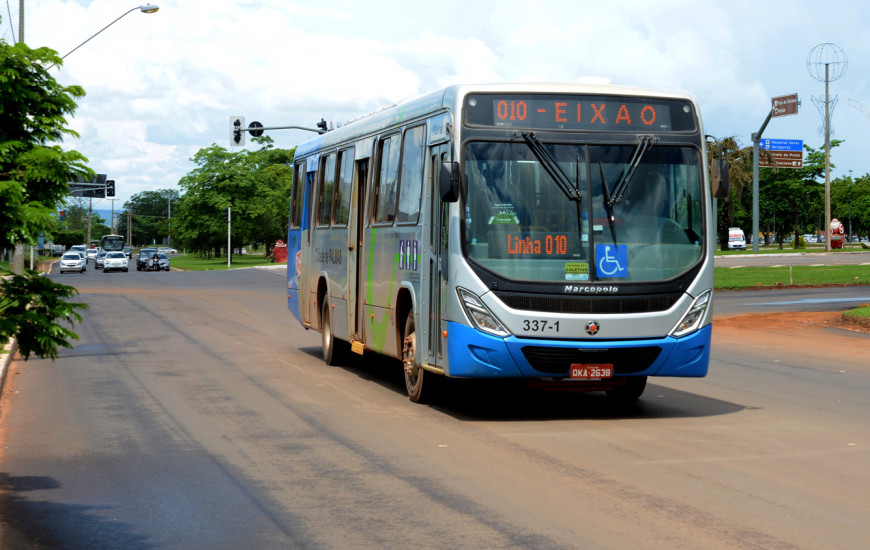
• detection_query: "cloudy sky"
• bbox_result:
[4,0,869,208]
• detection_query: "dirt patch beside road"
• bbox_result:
[714,311,870,366]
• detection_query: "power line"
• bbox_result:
[4,0,16,42]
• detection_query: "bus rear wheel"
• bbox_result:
[402,314,427,403]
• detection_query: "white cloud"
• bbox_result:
[3,0,869,206]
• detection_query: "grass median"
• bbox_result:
[168,253,279,271]
[715,264,870,322]
[714,265,870,290]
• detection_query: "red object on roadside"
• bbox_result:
[274,240,287,263]
[830,219,845,249]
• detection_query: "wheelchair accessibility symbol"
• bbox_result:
[595,244,628,278]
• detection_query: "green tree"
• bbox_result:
[0,34,88,359]
[52,228,87,249]
[175,137,294,258]
[832,172,870,241]
[119,189,179,246]
[707,136,752,249]
[758,142,835,248]
[58,197,91,232]
[52,196,110,245]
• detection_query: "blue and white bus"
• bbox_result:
[100,234,125,252]
[287,83,727,403]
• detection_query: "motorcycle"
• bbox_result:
[147,256,162,271]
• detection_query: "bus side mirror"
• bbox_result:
[439,161,460,203]
[711,159,729,199]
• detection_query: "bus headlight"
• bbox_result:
[458,288,510,338]
[670,290,711,338]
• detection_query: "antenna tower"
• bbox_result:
[806,42,847,252]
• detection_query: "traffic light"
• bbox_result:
[224,207,230,222]
[106,179,115,197]
[230,116,245,146]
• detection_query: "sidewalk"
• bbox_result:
[0,261,52,402]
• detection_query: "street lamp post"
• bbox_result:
[48,5,159,70]
[9,4,159,274]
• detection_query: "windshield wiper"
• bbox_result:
[599,134,657,245]
[520,132,582,202]
[605,134,656,208]
[599,163,619,246]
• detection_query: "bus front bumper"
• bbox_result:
[444,321,711,379]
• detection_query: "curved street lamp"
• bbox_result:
[48,4,159,70]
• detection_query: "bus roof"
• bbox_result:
[293,82,697,160]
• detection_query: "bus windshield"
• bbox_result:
[462,140,704,283]
[101,235,125,252]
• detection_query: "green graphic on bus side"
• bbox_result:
[365,227,401,351]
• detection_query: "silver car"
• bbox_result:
[155,253,171,271]
[59,252,86,273]
[95,251,108,270]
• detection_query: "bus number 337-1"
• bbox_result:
[523,319,560,332]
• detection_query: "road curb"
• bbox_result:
[0,338,18,405]
[840,312,870,332]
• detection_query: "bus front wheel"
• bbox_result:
[605,376,647,403]
[321,299,341,366]
[402,314,427,403]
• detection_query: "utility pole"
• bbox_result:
[824,63,832,252]
[86,198,93,247]
[751,110,773,253]
[108,198,118,233]
[808,43,848,253]
[11,0,25,274]
[226,207,231,269]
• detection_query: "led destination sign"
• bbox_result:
[465,94,697,132]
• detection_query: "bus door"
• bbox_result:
[349,158,369,347]
[422,143,450,366]
[300,160,318,326]
[287,160,308,324]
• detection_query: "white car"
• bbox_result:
[727,228,746,250]
[86,248,99,262]
[59,252,87,273]
[102,251,129,273]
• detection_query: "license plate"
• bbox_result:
[570,364,613,379]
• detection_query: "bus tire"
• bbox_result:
[321,299,336,365]
[321,299,344,366]
[605,376,647,403]
[403,313,428,403]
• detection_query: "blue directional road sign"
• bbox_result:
[760,139,803,152]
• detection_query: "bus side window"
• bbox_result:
[374,135,400,224]
[290,161,305,228]
[334,149,354,227]
[317,153,336,227]
[397,125,425,224]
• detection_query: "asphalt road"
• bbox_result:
[1,266,869,548]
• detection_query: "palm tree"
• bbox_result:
[707,136,753,249]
